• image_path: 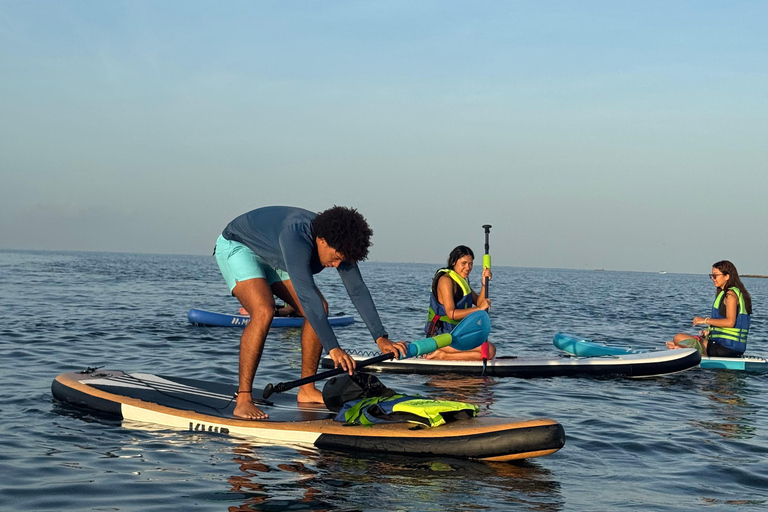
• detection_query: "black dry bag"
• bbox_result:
[322,372,395,412]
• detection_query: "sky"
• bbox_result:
[1,1,766,273]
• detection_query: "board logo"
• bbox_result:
[189,422,229,434]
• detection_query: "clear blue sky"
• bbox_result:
[1,1,766,273]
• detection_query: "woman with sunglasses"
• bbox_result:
[666,260,752,357]
[423,245,497,360]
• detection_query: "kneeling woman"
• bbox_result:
[424,245,497,360]
[667,260,752,357]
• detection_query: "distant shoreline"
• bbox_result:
[743,275,768,279]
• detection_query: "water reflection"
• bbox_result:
[224,441,563,512]
[689,372,758,439]
[227,445,334,511]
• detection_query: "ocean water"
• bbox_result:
[1,249,767,511]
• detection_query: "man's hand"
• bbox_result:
[328,347,356,375]
[376,337,408,360]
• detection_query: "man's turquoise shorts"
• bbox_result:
[215,235,290,292]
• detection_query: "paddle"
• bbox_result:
[482,224,492,297]
[481,224,492,374]
[262,310,492,399]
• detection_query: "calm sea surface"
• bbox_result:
[1,250,767,511]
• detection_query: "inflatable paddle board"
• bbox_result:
[321,348,701,378]
[188,309,355,328]
[553,333,768,371]
[51,368,565,462]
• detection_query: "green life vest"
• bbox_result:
[708,287,750,353]
[425,269,473,335]
[338,394,479,428]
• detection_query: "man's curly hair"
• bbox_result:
[312,206,373,263]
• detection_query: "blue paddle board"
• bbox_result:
[553,333,768,371]
[188,309,355,328]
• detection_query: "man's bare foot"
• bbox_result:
[234,396,268,420]
[297,385,323,403]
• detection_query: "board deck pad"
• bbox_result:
[84,372,335,422]
[321,349,702,378]
[52,369,566,461]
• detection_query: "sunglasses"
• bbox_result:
[709,273,727,279]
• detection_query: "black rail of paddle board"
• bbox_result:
[315,422,565,459]
[52,379,123,417]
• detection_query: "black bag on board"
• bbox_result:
[322,372,396,412]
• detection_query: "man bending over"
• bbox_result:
[214,205,407,419]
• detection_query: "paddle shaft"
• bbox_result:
[482,225,492,298]
[262,352,394,399]
[262,310,491,399]
[481,224,492,368]
[263,333,451,399]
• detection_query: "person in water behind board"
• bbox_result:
[666,260,752,357]
[424,245,497,360]
[215,205,407,420]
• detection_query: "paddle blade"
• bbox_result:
[450,310,491,350]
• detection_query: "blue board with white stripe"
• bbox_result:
[188,309,355,328]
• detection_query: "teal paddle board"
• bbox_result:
[553,333,768,371]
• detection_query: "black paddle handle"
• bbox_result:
[262,352,395,399]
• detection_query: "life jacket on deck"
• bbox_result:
[425,269,473,336]
[323,373,479,428]
[708,287,750,353]
[336,394,479,428]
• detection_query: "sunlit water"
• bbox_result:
[1,250,767,511]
